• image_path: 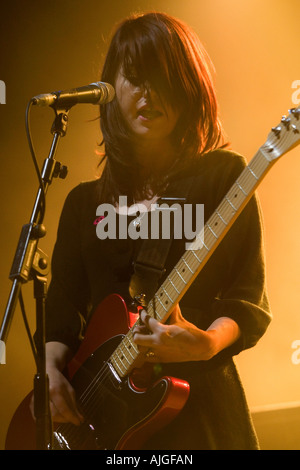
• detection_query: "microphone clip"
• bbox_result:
[51,109,69,137]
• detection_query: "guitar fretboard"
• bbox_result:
[110,148,273,377]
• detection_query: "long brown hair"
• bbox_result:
[98,12,226,204]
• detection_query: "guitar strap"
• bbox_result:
[129,174,195,307]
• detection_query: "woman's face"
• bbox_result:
[115,66,179,146]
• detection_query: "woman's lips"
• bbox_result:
[138,108,163,120]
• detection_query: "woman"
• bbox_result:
[36,12,272,449]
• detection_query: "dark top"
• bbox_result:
[40,149,272,450]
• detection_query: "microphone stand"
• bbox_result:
[0,106,69,450]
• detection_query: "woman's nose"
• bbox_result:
[141,81,158,101]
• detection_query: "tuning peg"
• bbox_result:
[292,124,300,134]
[289,108,300,120]
[281,116,291,129]
[271,126,281,138]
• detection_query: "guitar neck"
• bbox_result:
[109,148,274,377]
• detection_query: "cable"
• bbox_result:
[25,99,46,224]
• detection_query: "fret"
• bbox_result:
[154,293,168,311]
[223,185,246,215]
[239,162,260,193]
[147,299,163,322]
[167,275,180,294]
[215,210,228,226]
[236,181,248,196]
[183,252,196,273]
[162,286,174,303]
[115,347,130,365]
[187,234,206,252]
[203,228,216,252]
[182,257,194,273]
[125,335,139,355]
[122,339,138,363]
[214,201,232,225]
[225,196,237,212]
[206,223,218,239]
[196,233,210,252]
[123,340,136,360]
[247,165,259,180]
[190,250,202,264]
[111,355,126,376]
[236,151,271,197]
[189,251,201,271]
[237,171,254,194]
[114,351,128,371]
[146,298,165,322]
[107,331,141,379]
[206,215,226,240]
[231,182,247,201]
[174,267,187,284]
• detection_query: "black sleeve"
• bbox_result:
[210,193,271,356]
[35,184,90,354]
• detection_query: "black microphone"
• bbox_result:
[31,81,115,108]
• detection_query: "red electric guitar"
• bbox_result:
[5,106,300,450]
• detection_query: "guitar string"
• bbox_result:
[53,361,121,447]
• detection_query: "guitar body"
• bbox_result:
[5,294,190,450]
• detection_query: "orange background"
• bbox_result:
[0,0,299,449]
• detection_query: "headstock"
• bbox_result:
[261,106,300,160]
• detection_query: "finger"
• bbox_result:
[51,386,84,425]
[133,331,154,348]
[140,310,159,331]
[139,310,152,329]
[132,324,149,335]
[51,396,83,425]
